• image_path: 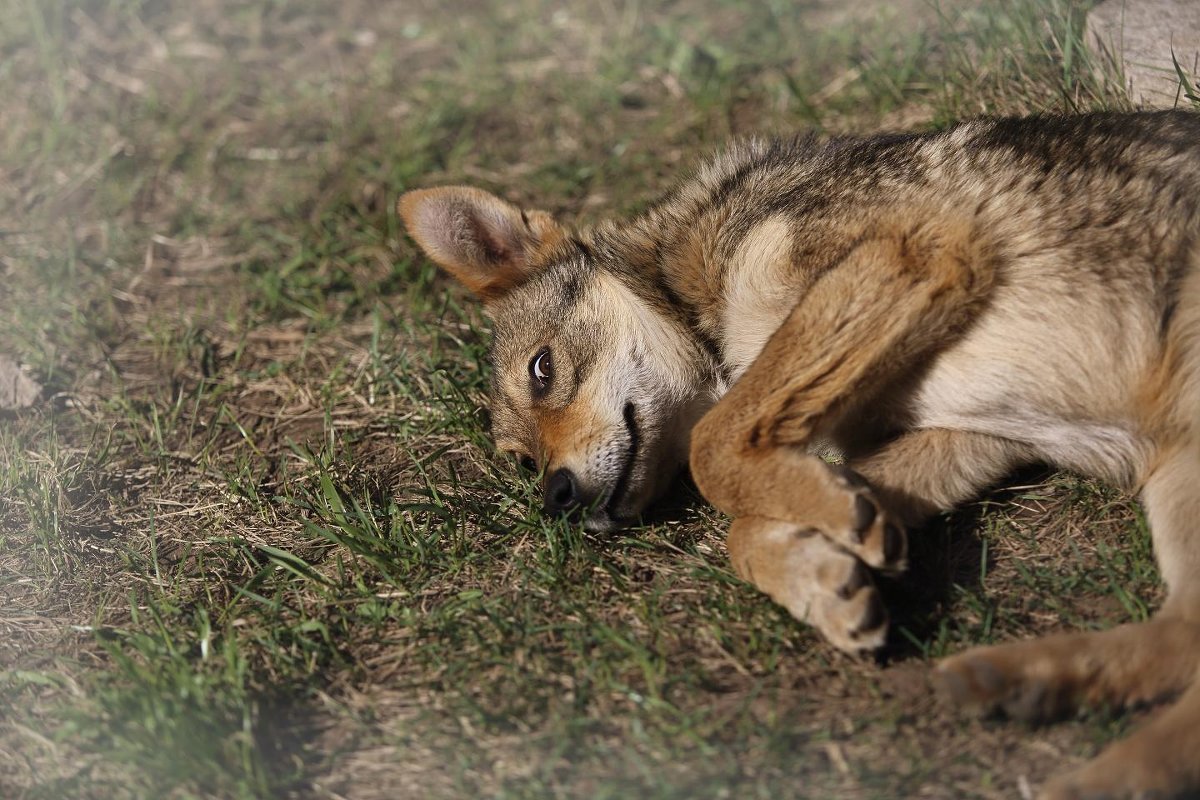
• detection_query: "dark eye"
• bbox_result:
[518,455,537,473]
[529,347,553,393]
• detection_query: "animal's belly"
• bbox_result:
[908,295,1157,485]
[913,396,1145,483]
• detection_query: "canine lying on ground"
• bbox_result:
[399,110,1200,799]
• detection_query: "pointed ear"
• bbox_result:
[398,186,566,300]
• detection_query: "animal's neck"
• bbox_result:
[620,183,813,391]
[580,213,721,379]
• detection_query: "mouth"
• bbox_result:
[601,401,640,521]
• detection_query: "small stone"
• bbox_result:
[0,355,42,409]
[1087,0,1200,108]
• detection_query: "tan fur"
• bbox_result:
[718,215,799,377]
[398,187,565,299]
[536,401,607,468]
[727,517,887,651]
[401,111,1200,799]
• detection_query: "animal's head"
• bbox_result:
[399,187,715,530]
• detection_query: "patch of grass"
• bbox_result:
[1171,50,1200,108]
[931,0,1128,120]
[46,610,274,800]
[0,0,1171,797]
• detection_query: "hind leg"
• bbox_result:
[935,619,1200,723]
[1041,674,1200,800]
[1142,441,1200,619]
[936,441,1200,799]
[850,428,1035,527]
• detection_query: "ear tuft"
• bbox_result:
[398,186,565,300]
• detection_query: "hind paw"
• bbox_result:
[934,643,1079,723]
[1039,760,1177,800]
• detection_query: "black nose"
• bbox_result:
[543,468,581,515]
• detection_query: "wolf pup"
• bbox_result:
[400,110,1200,799]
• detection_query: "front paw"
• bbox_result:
[810,559,889,654]
[729,516,889,654]
[822,465,908,575]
